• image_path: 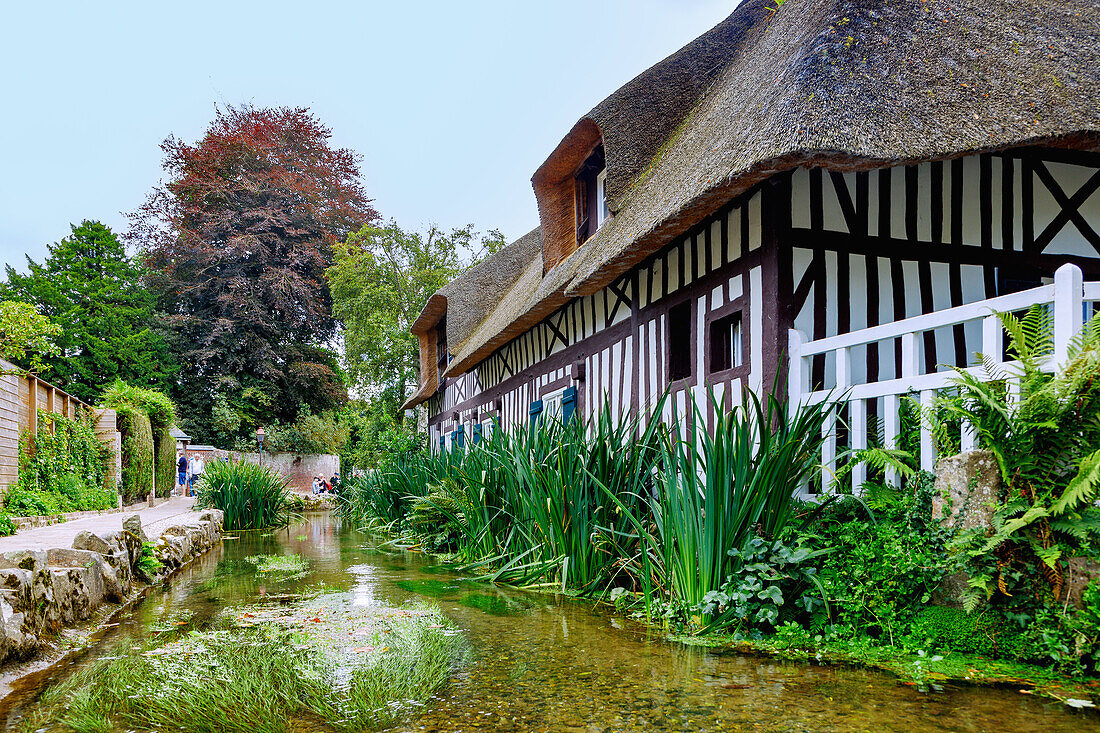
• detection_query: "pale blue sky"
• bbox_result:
[0,1,734,271]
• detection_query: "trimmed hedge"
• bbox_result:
[101,381,175,504]
[154,427,175,498]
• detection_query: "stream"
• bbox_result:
[5,511,1099,732]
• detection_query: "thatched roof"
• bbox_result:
[408,0,1100,402]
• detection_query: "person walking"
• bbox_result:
[177,452,189,495]
[192,454,206,491]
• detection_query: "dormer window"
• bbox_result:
[575,144,607,244]
[435,315,448,388]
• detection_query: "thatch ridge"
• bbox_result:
[428,0,1100,384]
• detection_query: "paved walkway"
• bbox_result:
[0,497,203,553]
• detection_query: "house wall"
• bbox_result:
[428,148,1100,443]
[428,184,768,444]
[786,149,1100,392]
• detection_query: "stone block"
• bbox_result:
[72,530,111,555]
[122,514,148,544]
[933,450,1002,533]
[0,550,48,574]
[1064,557,1100,609]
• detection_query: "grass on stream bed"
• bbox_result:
[18,601,469,733]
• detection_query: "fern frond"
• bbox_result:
[1032,543,1062,571]
[1051,449,1100,516]
[978,504,1049,554]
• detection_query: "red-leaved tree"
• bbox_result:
[130,105,378,443]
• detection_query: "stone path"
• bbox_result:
[0,497,201,552]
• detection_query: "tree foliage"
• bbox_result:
[327,221,504,400]
[0,301,61,373]
[130,105,377,442]
[1,221,170,400]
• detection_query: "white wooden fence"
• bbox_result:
[789,263,1100,490]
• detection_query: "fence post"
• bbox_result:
[1053,263,1084,370]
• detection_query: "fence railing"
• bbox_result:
[789,263,1097,490]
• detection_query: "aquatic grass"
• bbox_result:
[196,460,295,530]
[18,606,469,733]
[244,553,309,574]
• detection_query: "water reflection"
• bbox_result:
[6,512,1100,733]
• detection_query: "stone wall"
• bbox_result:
[232,452,340,492]
[0,509,223,667]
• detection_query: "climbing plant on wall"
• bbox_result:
[10,411,113,516]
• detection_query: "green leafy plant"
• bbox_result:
[599,389,834,625]
[935,308,1100,608]
[700,537,831,634]
[195,460,294,530]
[137,541,163,577]
[11,410,113,515]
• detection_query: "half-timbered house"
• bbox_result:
[403,0,1100,454]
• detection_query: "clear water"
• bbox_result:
[7,512,1099,732]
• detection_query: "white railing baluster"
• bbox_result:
[961,420,978,452]
[788,329,805,411]
[1054,263,1084,370]
[825,346,850,491]
[981,314,1003,364]
[850,397,867,490]
[883,393,900,487]
[919,389,936,472]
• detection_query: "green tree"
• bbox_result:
[327,221,504,401]
[0,301,61,373]
[1,221,172,402]
[130,105,375,444]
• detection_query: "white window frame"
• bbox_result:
[542,387,567,421]
[595,169,609,228]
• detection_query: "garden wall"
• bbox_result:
[233,452,340,492]
[0,358,121,495]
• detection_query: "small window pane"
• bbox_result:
[709,311,743,373]
[668,301,693,382]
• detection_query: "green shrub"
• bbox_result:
[933,308,1100,609]
[118,408,153,503]
[101,380,176,504]
[154,426,175,498]
[905,606,1028,659]
[195,461,293,530]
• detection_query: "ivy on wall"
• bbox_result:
[10,410,114,517]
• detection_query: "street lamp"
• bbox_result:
[256,427,265,467]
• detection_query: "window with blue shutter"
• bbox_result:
[562,386,578,421]
[529,399,544,424]
[453,426,465,450]
[438,435,445,454]
[472,423,483,444]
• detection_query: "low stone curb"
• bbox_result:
[0,509,224,667]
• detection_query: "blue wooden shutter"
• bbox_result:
[529,399,544,424]
[562,386,578,422]
[454,426,465,450]
[472,423,483,444]
[439,435,445,453]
